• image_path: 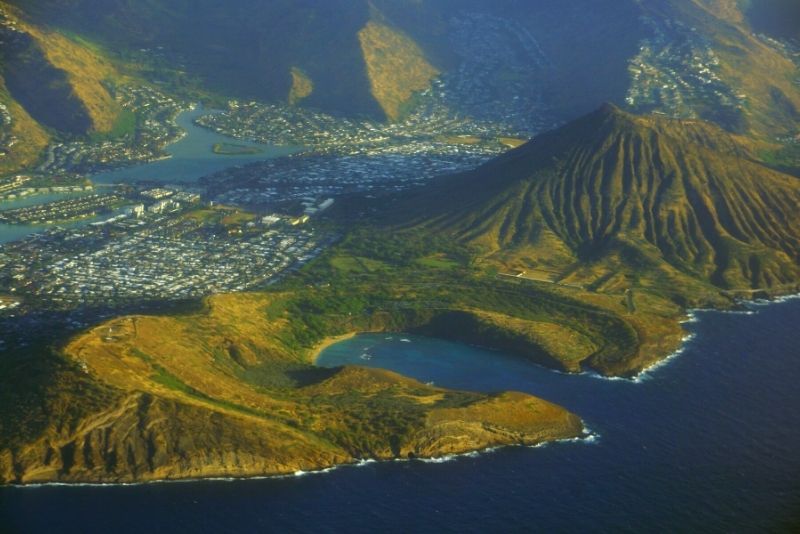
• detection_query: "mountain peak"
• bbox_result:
[559,102,634,136]
[594,101,625,117]
[394,109,800,294]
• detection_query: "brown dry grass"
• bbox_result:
[288,66,313,105]
[0,77,49,173]
[18,20,121,132]
[358,21,439,121]
[40,290,586,483]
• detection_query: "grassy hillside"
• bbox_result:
[0,289,583,484]
[658,0,800,141]
[20,24,121,132]
[391,105,800,295]
[0,4,122,136]
[0,77,49,173]
[288,67,313,106]
[0,1,131,173]
[6,105,797,484]
[6,1,442,120]
[291,228,691,376]
[2,0,799,486]
[4,0,389,119]
[6,0,798,139]
[358,21,439,120]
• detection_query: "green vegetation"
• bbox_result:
[267,227,649,375]
[2,29,94,134]
[0,337,123,456]
[760,142,800,177]
[10,20,123,133]
[150,363,265,418]
[0,79,49,174]
[181,205,255,229]
[416,255,460,270]
[665,0,800,141]
[6,0,414,120]
[89,108,136,142]
[4,0,799,140]
[3,103,798,485]
[329,255,389,274]
[212,142,264,156]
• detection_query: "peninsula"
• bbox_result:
[0,293,582,484]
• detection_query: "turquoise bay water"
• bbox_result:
[2,297,799,532]
[0,109,297,244]
[0,191,95,211]
[91,108,299,185]
[0,192,96,244]
[0,223,45,245]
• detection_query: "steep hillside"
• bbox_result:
[287,67,313,106]
[0,77,49,172]
[393,105,800,294]
[5,0,428,121]
[6,0,798,141]
[0,4,121,136]
[4,0,644,124]
[358,21,439,121]
[626,0,800,142]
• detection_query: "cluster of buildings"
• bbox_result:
[195,15,553,162]
[0,175,31,197]
[0,13,563,330]
[0,101,14,159]
[431,12,555,133]
[0,181,94,202]
[625,16,747,126]
[202,153,489,209]
[37,85,187,176]
[0,193,123,224]
[31,229,320,308]
[135,187,201,214]
[0,201,327,312]
[197,92,526,161]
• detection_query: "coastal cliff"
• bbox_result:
[0,294,582,485]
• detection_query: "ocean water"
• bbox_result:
[1,298,799,533]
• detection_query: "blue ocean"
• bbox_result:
[2,298,799,533]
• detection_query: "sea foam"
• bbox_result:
[532,426,601,449]
[12,431,600,489]
[586,293,799,384]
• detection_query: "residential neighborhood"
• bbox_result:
[202,153,490,209]
[0,197,329,314]
[36,85,188,176]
